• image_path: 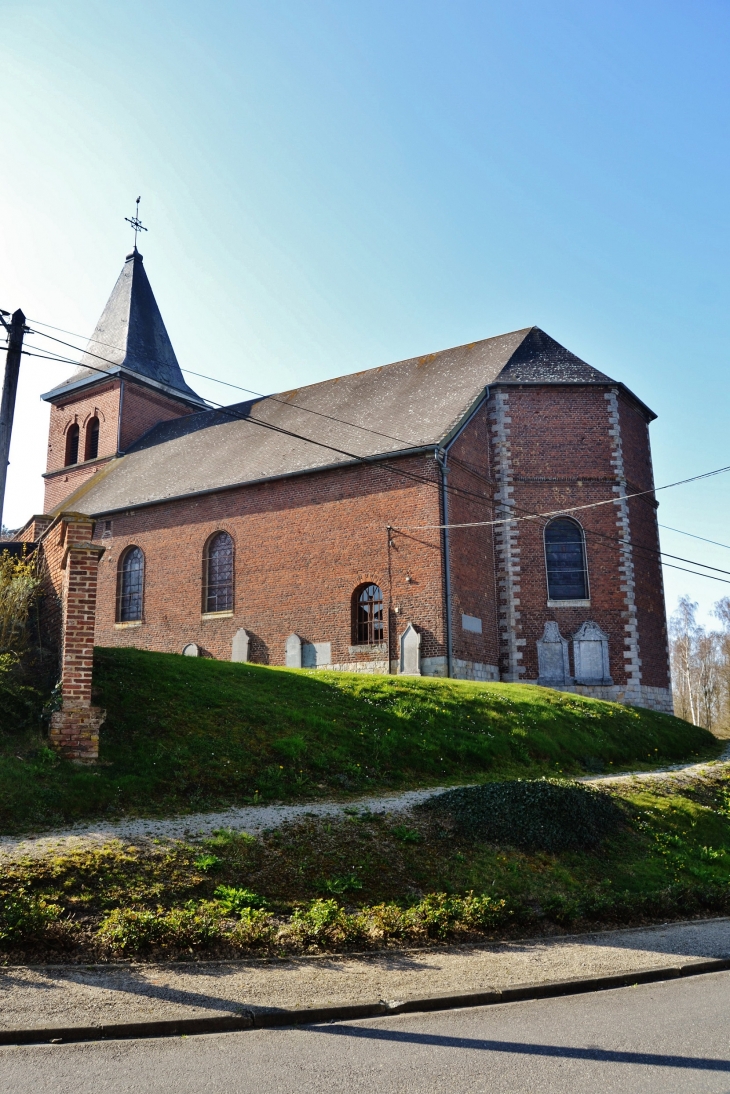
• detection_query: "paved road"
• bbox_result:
[2,971,729,1093]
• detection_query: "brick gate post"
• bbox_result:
[48,514,106,762]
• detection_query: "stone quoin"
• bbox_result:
[16,248,673,757]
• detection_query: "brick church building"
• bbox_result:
[19,248,673,754]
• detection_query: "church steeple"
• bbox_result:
[41,249,205,513]
[43,249,202,404]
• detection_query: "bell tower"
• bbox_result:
[41,248,205,513]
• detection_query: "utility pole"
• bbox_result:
[0,309,26,535]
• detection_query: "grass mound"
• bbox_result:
[0,646,719,834]
[418,780,625,852]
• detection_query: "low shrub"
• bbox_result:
[228,908,277,947]
[419,779,624,852]
[97,904,222,954]
[287,898,354,945]
[0,889,61,944]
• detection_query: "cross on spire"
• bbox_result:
[125,196,148,250]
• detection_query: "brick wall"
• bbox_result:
[37,514,106,761]
[487,382,670,698]
[92,453,448,670]
[439,404,500,677]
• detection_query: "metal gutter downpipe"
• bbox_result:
[436,446,453,679]
[435,386,491,682]
[116,378,125,455]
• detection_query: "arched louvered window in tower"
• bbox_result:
[116,546,145,622]
[65,423,80,467]
[353,583,384,645]
[203,531,234,613]
[85,416,100,461]
[544,518,588,601]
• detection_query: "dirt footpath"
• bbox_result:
[2,747,729,863]
[2,918,729,1033]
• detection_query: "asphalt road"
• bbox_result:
[2,971,729,1094]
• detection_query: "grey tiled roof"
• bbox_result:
[59,326,638,517]
[43,250,201,403]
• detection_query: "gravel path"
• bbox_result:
[2,746,728,864]
[1,918,729,1032]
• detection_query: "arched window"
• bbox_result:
[544,518,588,601]
[203,531,234,613]
[353,583,384,644]
[85,416,100,461]
[116,546,144,622]
[65,423,80,466]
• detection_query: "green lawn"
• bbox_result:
[0,646,718,835]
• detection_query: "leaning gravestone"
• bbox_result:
[231,628,250,663]
[399,622,421,675]
[285,633,302,668]
[182,643,199,657]
[537,621,571,685]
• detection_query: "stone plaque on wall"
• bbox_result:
[302,642,332,668]
[537,621,571,685]
[231,628,249,663]
[285,633,302,668]
[399,623,421,676]
[573,621,612,685]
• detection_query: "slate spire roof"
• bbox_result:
[42,249,202,404]
[56,324,655,519]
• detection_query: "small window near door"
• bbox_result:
[203,531,234,613]
[116,546,144,622]
[353,583,384,644]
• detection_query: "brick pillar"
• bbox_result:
[48,514,106,762]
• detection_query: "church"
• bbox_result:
[17,248,673,756]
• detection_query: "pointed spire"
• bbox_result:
[45,251,202,403]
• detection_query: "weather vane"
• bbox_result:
[125,196,148,250]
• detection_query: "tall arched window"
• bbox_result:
[203,531,234,613]
[65,423,80,466]
[544,518,588,601]
[116,546,144,622]
[353,583,384,644]
[85,416,100,461]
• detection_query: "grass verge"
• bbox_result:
[2,771,729,962]
[0,647,719,835]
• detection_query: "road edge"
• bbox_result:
[2,955,730,1046]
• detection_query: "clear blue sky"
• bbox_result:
[2,0,729,625]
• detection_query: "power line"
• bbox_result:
[20,316,730,584]
[19,337,494,508]
[25,324,433,453]
[659,524,730,552]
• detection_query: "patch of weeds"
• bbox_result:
[320,873,363,895]
[213,885,268,913]
[194,853,223,873]
[391,825,422,843]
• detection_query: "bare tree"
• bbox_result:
[669,595,730,733]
